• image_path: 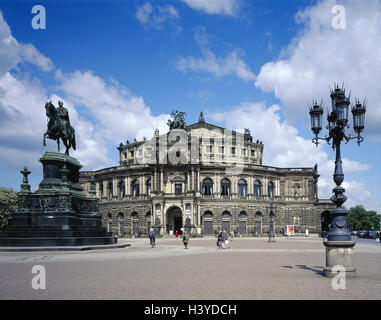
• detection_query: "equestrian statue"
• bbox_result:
[43,100,76,156]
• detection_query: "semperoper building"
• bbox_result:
[79,112,333,237]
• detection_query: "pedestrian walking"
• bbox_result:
[217,231,223,248]
[183,232,189,249]
[149,229,156,248]
[175,230,179,239]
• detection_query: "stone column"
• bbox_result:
[162,210,166,236]
[248,175,253,195]
[191,167,194,190]
[140,176,144,195]
[263,177,267,196]
[113,178,118,198]
[96,182,100,198]
[126,176,130,195]
[277,179,280,196]
[197,169,200,191]
[103,180,108,199]
[232,176,237,197]
[160,169,164,192]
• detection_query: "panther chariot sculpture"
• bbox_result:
[43,100,76,156]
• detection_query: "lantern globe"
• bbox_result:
[309,104,323,136]
[352,102,366,134]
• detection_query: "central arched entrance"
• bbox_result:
[166,206,183,235]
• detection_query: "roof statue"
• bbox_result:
[43,100,76,156]
[167,110,187,130]
[198,112,205,123]
[244,128,253,142]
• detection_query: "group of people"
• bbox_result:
[217,230,232,249]
[149,229,236,249]
[148,229,190,249]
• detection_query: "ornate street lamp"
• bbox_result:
[267,203,276,242]
[308,84,366,277]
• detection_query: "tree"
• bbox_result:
[0,187,17,230]
[347,205,380,231]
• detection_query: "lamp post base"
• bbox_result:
[268,236,275,242]
[323,241,356,278]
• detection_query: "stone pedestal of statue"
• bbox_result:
[0,152,117,246]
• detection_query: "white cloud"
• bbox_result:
[0,12,169,175]
[176,27,255,82]
[19,43,54,72]
[56,70,169,146]
[255,0,381,141]
[342,180,372,208]
[181,0,241,16]
[0,12,53,75]
[136,2,179,30]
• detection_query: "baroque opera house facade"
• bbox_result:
[80,112,333,238]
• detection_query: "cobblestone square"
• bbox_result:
[0,237,380,300]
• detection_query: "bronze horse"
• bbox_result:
[43,101,76,155]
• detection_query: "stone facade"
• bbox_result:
[79,118,334,237]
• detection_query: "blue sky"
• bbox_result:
[0,0,380,212]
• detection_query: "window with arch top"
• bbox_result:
[238,179,247,196]
[221,178,231,196]
[118,181,125,198]
[268,181,275,198]
[254,180,262,197]
[146,178,151,196]
[131,179,140,197]
[202,178,213,195]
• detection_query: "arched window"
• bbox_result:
[107,182,113,199]
[131,179,139,197]
[268,181,274,198]
[239,211,247,219]
[146,178,151,196]
[254,180,262,197]
[222,211,231,218]
[204,211,213,219]
[238,211,247,235]
[118,181,125,198]
[202,178,214,195]
[221,178,231,196]
[254,212,262,237]
[203,211,213,235]
[238,179,247,196]
[221,211,231,233]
